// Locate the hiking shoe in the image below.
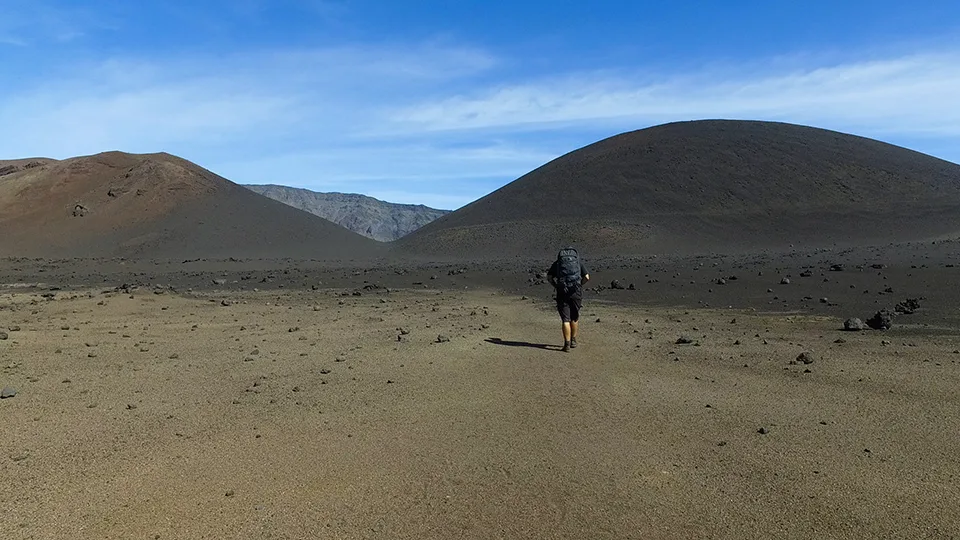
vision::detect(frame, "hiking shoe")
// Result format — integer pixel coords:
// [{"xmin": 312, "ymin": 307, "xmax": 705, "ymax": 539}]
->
[
  {"xmin": 570, "ymin": 338, "xmax": 578, "ymax": 349},
  {"xmin": 562, "ymin": 341, "xmax": 570, "ymax": 352}
]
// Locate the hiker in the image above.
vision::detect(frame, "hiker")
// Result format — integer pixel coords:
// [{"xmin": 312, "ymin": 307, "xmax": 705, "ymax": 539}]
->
[{"xmin": 547, "ymin": 247, "xmax": 590, "ymax": 352}]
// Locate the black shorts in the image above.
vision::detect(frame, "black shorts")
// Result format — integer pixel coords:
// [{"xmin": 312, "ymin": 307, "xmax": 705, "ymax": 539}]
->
[{"xmin": 556, "ymin": 294, "xmax": 582, "ymax": 323}]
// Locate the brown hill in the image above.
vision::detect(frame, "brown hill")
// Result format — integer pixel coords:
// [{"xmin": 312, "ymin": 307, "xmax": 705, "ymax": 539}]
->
[
  {"xmin": 398, "ymin": 120, "xmax": 960, "ymax": 258},
  {"xmin": 0, "ymin": 152, "xmax": 381, "ymax": 259}
]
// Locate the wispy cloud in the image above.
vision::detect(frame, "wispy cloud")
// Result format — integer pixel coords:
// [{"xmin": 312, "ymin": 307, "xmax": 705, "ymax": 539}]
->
[
  {"xmin": 3, "ymin": 34, "xmax": 960, "ymax": 209},
  {"xmin": 0, "ymin": 0, "xmax": 113, "ymax": 46},
  {"xmin": 0, "ymin": 43, "xmax": 497, "ymax": 158},
  {"xmin": 390, "ymin": 53, "xmax": 960, "ymax": 138}
]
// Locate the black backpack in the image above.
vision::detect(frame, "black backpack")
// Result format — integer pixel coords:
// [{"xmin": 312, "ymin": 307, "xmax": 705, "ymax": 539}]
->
[{"xmin": 556, "ymin": 247, "xmax": 581, "ymax": 293}]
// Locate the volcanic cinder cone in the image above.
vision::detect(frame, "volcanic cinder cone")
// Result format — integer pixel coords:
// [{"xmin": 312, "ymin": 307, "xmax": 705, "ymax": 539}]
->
[
  {"xmin": 0, "ymin": 152, "xmax": 382, "ymax": 259},
  {"xmin": 399, "ymin": 120, "xmax": 960, "ymax": 259}
]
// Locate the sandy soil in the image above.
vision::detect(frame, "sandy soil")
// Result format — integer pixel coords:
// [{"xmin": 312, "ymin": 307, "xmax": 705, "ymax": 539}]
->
[{"xmin": 2, "ymin": 283, "xmax": 959, "ymax": 539}]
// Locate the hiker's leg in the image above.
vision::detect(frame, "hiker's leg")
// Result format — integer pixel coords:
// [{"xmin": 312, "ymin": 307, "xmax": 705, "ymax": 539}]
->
[
  {"xmin": 569, "ymin": 297, "xmax": 581, "ymax": 341},
  {"xmin": 562, "ymin": 321, "xmax": 572, "ymax": 342}
]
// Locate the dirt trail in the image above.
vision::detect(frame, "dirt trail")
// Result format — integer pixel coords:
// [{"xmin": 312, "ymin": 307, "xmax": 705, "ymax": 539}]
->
[{"xmin": 1, "ymin": 287, "xmax": 959, "ymax": 539}]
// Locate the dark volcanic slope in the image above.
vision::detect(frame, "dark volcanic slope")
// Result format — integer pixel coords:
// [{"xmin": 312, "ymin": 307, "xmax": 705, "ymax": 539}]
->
[
  {"xmin": 0, "ymin": 152, "xmax": 381, "ymax": 259},
  {"xmin": 245, "ymin": 185, "xmax": 449, "ymax": 242},
  {"xmin": 399, "ymin": 120, "xmax": 960, "ymax": 258}
]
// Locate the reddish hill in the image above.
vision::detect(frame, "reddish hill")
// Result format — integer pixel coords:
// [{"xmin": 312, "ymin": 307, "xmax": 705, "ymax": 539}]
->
[
  {"xmin": 398, "ymin": 120, "xmax": 960, "ymax": 258},
  {"xmin": 0, "ymin": 152, "xmax": 381, "ymax": 259}
]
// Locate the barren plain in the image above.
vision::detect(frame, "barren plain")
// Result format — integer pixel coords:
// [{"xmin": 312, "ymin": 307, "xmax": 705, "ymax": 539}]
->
[{"xmin": 2, "ymin": 249, "xmax": 960, "ymax": 539}]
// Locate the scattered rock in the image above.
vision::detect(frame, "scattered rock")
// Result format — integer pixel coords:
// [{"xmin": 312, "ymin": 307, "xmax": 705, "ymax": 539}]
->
[
  {"xmin": 794, "ymin": 352, "xmax": 816, "ymax": 365},
  {"xmin": 843, "ymin": 318, "xmax": 866, "ymax": 331},
  {"xmin": 894, "ymin": 298, "xmax": 921, "ymax": 315},
  {"xmin": 220, "ymin": 300, "xmax": 232, "ymax": 307},
  {"xmin": 867, "ymin": 309, "xmax": 894, "ymax": 330},
  {"xmin": 213, "ymin": 278, "xmax": 227, "ymax": 286},
  {"xmin": 610, "ymin": 280, "xmax": 625, "ymax": 290},
  {"xmin": 436, "ymin": 335, "xmax": 450, "ymax": 343},
  {"xmin": 830, "ymin": 264, "xmax": 845, "ymax": 272},
  {"xmin": 675, "ymin": 335, "xmax": 694, "ymax": 345},
  {"xmin": 0, "ymin": 331, "xmax": 7, "ymax": 340},
  {"xmin": 0, "ymin": 387, "xmax": 17, "ymax": 399},
  {"xmin": 780, "ymin": 278, "xmax": 790, "ymax": 285},
  {"xmin": 757, "ymin": 427, "xmax": 769, "ymax": 435}
]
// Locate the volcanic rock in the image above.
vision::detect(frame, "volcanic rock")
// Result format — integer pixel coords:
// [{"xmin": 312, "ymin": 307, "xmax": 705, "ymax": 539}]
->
[
  {"xmin": 844, "ymin": 318, "xmax": 866, "ymax": 331},
  {"xmin": 894, "ymin": 298, "xmax": 922, "ymax": 315},
  {"xmin": 867, "ymin": 309, "xmax": 894, "ymax": 330}
]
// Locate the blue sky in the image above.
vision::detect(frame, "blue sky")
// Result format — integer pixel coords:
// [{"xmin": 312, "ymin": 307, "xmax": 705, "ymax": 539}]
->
[{"xmin": 2, "ymin": 1, "xmax": 960, "ymax": 209}]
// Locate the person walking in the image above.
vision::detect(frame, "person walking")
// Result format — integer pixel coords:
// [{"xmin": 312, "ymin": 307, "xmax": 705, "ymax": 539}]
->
[{"xmin": 547, "ymin": 247, "xmax": 590, "ymax": 352}]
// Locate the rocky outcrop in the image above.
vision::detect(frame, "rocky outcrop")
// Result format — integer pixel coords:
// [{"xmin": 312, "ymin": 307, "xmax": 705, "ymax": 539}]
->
[{"xmin": 245, "ymin": 185, "xmax": 449, "ymax": 242}]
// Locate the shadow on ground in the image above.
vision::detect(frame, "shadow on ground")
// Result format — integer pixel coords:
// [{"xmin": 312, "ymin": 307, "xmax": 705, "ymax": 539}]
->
[{"xmin": 485, "ymin": 337, "xmax": 561, "ymax": 351}]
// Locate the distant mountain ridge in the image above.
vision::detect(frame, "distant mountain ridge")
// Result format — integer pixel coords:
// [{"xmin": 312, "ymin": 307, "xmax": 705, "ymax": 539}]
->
[{"xmin": 245, "ymin": 185, "xmax": 450, "ymax": 241}]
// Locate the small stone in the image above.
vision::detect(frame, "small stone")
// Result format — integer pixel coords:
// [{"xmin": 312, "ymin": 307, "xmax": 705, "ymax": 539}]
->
[
  {"xmin": 0, "ymin": 387, "xmax": 17, "ymax": 399},
  {"xmin": 675, "ymin": 336, "xmax": 694, "ymax": 345},
  {"xmin": 780, "ymin": 278, "xmax": 790, "ymax": 285},
  {"xmin": 436, "ymin": 335, "xmax": 450, "ymax": 343},
  {"xmin": 757, "ymin": 427, "xmax": 769, "ymax": 435},
  {"xmin": 213, "ymin": 279, "xmax": 227, "ymax": 286},
  {"xmin": 221, "ymin": 300, "xmax": 232, "ymax": 307},
  {"xmin": 0, "ymin": 332, "xmax": 7, "ymax": 340},
  {"xmin": 867, "ymin": 309, "xmax": 894, "ymax": 330},
  {"xmin": 844, "ymin": 318, "xmax": 866, "ymax": 331},
  {"xmin": 796, "ymin": 352, "xmax": 816, "ymax": 365}
]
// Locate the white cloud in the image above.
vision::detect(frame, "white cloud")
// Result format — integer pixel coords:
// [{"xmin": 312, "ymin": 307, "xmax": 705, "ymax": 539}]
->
[
  {"xmin": 0, "ymin": 0, "xmax": 113, "ymax": 46},
  {"xmin": 3, "ymin": 36, "xmax": 960, "ymax": 210},
  {"xmin": 390, "ymin": 53, "xmax": 960, "ymax": 138},
  {"xmin": 0, "ymin": 43, "xmax": 497, "ymax": 159}
]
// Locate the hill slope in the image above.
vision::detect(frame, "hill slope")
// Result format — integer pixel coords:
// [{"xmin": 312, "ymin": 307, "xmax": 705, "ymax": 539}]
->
[
  {"xmin": 0, "ymin": 152, "xmax": 381, "ymax": 259},
  {"xmin": 245, "ymin": 185, "xmax": 449, "ymax": 241},
  {"xmin": 399, "ymin": 120, "xmax": 960, "ymax": 258}
]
